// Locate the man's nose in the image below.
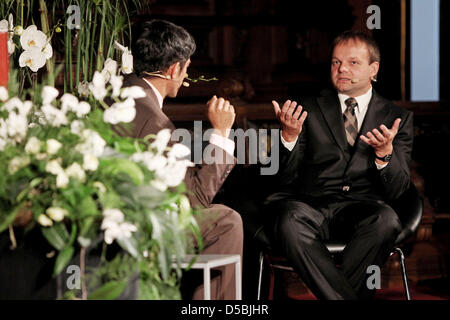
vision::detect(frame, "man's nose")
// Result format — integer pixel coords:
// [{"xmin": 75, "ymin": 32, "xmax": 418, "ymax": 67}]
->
[{"xmin": 338, "ymin": 62, "xmax": 349, "ymax": 73}]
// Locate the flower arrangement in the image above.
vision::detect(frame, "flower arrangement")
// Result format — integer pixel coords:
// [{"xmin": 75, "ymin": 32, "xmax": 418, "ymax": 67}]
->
[{"xmin": 0, "ymin": 2, "xmax": 202, "ymax": 300}]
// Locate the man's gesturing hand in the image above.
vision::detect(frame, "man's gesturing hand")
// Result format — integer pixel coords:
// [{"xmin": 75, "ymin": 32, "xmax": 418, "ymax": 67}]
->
[
  {"xmin": 207, "ymin": 95, "xmax": 236, "ymax": 138},
  {"xmin": 360, "ymin": 118, "xmax": 401, "ymax": 161},
  {"xmin": 272, "ymin": 100, "xmax": 308, "ymax": 142}
]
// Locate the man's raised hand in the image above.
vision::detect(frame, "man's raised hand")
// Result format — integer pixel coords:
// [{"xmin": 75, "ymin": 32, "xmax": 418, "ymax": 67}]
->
[
  {"xmin": 207, "ymin": 95, "xmax": 236, "ymax": 138},
  {"xmin": 272, "ymin": 100, "xmax": 307, "ymax": 142}
]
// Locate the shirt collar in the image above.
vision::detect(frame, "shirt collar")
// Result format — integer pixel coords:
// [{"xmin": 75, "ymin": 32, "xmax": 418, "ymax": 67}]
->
[
  {"xmin": 338, "ymin": 86, "xmax": 373, "ymax": 114},
  {"xmin": 142, "ymin": 78, "xmax": 164, "ymax": 109}
]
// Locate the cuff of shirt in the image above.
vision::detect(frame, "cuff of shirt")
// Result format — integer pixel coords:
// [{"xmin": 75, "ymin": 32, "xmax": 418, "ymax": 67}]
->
[
  {"xmin": 280, "ymin": 132, "xmax": 298, "ymax": 151},
  {"xmin": 209, "ymin": 133, "xmax": 235, "ymax": 156},
  {"xmin": 375, "ymin": 161, "xmax": 388, "ymax": 170}
]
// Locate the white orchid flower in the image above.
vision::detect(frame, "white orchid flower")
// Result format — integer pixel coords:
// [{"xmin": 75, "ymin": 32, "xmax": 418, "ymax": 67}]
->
[
  {"xmin": 0, "ymin": 86, "xmax": 8, "ymax": 101},
  {"xmin": 41, "ymin": 104, "xmax": 68, "ymax": 127},
  {"xmin": 120, "ymin": 86, "xmax": 146, "ymax": 100},
  {"xmin": 102, "ymin": 58, "xmax": 118, "ymax": 82},
  {"xmin": 6, "ymin": 112, "xmax": 28, "ymax": 140},
  {"xmin": 66, "ymin": 162, "xmax": 86, "ymax": 182},
  {"xmin": 76, "ymin": 129, "xmax": 106, "ymax": 157},
  {"xmin": 20, "ymin": 25, "xmax": 47, "ymax": 50},
  {"xmin": 103, "ymin": 97, "xmax": 136, "ymax": 124},
  {"xmin": 18, "ymin": 47, "xmax": 47, "ymax": 72},
  {"xmin": 60, "ymin": 93, "xmax": 79, "ymax": 113},
  {"xmin": 70, "ymin": 120, "xmax": 85, "ymax": 136},
  {"xmin": 0, "ymin": 20, "xmax": 8, "ymax": 32},
  {"xmin": 151, "ymin": 128, "xmax": 172, "ymax": 154},
  {"xmin": 88, "ymin": 71, "xmax": 107, "ymax": 101},
  {"xmin": 75, "ymin": 101, "xmax": 91, "ymax": 118},
  {"xmin": 121, "ymin": 51, "xmax": 133, "ymax": 74},
  {"xmin": 168, "ymin": 143, "xmax": 191, "ymax": 159},
  {"xmin": 42, "ymin": 86, "xmax": 59, "ymax": 105},
  {"xmin": 83, "ymin": 153, "xmax": 99, "ymax": 171},
  {"xmin": 2, "ymin": 97, "xmax": 32, "ymax": 116},
  {"xmin": 131, "ymin": 152, "xmax": 167, "ymax": 172},
  {"xmin": 8, "ymin": 156, "xmax": 30, "ymax": 174},
  {"xmin": 109, "ymin": 74, "xmax": 123, "ymax": 98},
  {"xmin": 37, "ymin": 214, "xmax": 53, "ymax": 227},
  {"xmin": 155, "ymin": 159, "xmax": 194, "ymax": 188},
  {"xmin": 46, "ymin": 139, "xmax": 62, "ymax": 155},
  {"xmin": 56, "ymin": 171, "xmax": 69, "ymax": 188},
  {"xmin": 25, "ymin": 137, "xmax": 42, "ymax": 154},
  {"xmin": 45, "ymin": 159, "xmax": 64, "ymax": 175},
  {"xmin": 101, "ymin": 208, "xmax": 137, "ymax": 245},
  {"xmin": 46, "ymin": 207, "xmax": 68, "ymax": 222}
]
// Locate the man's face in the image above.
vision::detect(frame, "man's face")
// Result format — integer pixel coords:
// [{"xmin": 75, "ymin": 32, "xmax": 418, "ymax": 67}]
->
[
  {"xmin": 168, "ymin": 59, "xmax": 191, "ymax": 98},
  {"xmin": 331, "ymin": 40, "xmax": 379, "ymax": 97}
]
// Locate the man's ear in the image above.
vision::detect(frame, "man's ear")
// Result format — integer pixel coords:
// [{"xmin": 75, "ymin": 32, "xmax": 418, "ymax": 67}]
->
[
  {"xmin": 167, "ymin": 62, "xmax": 181, "ymax": 80},
  {"xmin": 369, "ymin": 61, "xmax": 380, "ymax": 79}
]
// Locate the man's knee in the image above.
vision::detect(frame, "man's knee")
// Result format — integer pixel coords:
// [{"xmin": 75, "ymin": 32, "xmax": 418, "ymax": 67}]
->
[
  {"xmin": 371, "ymin": 205, "xmax": 402, "ymax": 241},
  {"xmin": 275, "ymin": 201, "xmax": 324, "ymax": 242}
]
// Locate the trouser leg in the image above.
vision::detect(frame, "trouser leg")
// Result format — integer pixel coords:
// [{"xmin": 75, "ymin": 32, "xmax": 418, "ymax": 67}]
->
[
  {"xmin": 271, "ymin": 200, "xmax": 357, "ymax": 300},
  {"xmin": 333, "ymin": 201, "xmax": 401, "ymax": 299},
  {"xmin": 183, "ymin": 204, "xmax": 243, "ymax": 300}
]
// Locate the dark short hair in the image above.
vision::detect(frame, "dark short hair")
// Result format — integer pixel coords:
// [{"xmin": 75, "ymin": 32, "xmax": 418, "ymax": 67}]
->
[
  {"xmin": 132, "ymin": 19, "xmax": 196, "ymax": 77},
  {"xmin": 331, "ymin": 30, "xmax": 380, "ymax": 64}
]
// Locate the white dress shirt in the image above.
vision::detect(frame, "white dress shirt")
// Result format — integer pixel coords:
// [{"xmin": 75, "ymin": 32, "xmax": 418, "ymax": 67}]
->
[
  {"xmin": 281, "ymin": 87, "xmax": 387, "ymax": 169},
  {"xmin": 142, "ymin": 78, "xmax": 235, "ymax": 156}
]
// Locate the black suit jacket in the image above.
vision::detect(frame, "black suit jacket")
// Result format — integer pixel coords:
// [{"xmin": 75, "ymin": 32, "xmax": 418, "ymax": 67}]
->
[{"xmin": 271, "ymin": 89, "xmax": 413, "ymax": 204}]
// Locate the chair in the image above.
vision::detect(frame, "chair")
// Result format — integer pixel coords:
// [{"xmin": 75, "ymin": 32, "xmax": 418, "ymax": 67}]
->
[{"xmin": 253, "ymin": 183, "xmax": 423, "ymax": 300}]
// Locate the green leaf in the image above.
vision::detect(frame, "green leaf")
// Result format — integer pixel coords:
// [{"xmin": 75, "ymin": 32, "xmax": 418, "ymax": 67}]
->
[
  {"xmin": 102, "ymin": 159, "xmax": 144, "ymax": 185},
  {"xmin": 41, "ymin": 223, "xmax": 70, "ymax": 250},
  {"xmin": 0, "ymin": 206, "xmax": 21, "ymax": 233},
  {"xmin": 78, "ymin": 196, "xmax": 98, "ymax": 217},
  {"xmin": 88, "ymin": 281, "xmax": 127, "ymax": 300},
  {"xmin": 117, "ymin": 236, "xmax": 139, "ymax": 258},
  {"xmin": 53, "ymin": 245, "xmax": 75, "ymax": 276}
]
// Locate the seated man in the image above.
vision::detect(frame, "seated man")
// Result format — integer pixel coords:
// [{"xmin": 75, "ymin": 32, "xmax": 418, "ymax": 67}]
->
[
  {"xmin": 121, "ymin": 19, "xmax": 243, "ymax": 299},
  {"xmin": 266, "ymin": 30, "xmax": 413, "ymax": 299}
]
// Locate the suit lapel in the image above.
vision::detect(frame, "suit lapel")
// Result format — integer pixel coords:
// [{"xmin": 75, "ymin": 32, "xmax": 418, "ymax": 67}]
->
[
  {"xmin": 317, "ymin": 93, "xmax": 350, "ymax": 161},
  {"xmin": 354, "ymin": 90, "xmax": 390, "ymax": 151},
  {"xmin": 347, "ymin": 90, "xmax": 391, "ymax": 168}
]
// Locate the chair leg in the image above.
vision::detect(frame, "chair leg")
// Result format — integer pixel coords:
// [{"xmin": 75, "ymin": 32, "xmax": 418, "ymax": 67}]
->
[
  {"xmin": 393, "ymin": 247, "xmax": 411, "ymax": 300},
  {"xmin": 257, "ymin": 251, "xmax": 264, "ymax": 300}
]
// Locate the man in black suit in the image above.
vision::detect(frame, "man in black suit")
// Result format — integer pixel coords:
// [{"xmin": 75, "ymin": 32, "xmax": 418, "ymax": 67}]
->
[{"xmin": 267, "ymin": 31, "xmax": 413, "ymax": 299}]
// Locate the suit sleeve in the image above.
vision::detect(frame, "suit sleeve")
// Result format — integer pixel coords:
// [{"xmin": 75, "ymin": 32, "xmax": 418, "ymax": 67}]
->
[
  {"xmin": 184, "ymin": 145, "xmax": 237, "ymax": 209},
  {"xmin": 276, "ymin": 129, "xmax": 307, "ymax": 187},
  {"xmin": 379, "ymin": 110, "xmax": 413, "ymax": 201}
]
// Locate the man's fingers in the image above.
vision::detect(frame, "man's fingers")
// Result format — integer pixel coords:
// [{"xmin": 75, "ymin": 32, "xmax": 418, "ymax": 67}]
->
[
  {"xmin": 283, "ymin": 101, "xmax": 296, "ymax": 121},
  {"xmin": 217, "ymin": 97, "xmax": 226, "ymax": 110},
  {"xmin": 207, "ymin": 95, "xmax": 217, "ymax": 106},
  {"xmin": 280, "ymin": 100, "xmax": 291, "ymax": 121},
  {"xmin": 360, "ymin": 135, "xmax": 373, "ymax": 146},
  {"xmin": 292, "ymin": 104, "xmax": 303, "ymax": 120},
  {"xmin": 391, "ymin": 118, "xmax": 401, "ymax": 133},
  {"xmin": 372, "ymin": 129, "xmax": 385, "ymax": 142},
  {"xmin": 298, "ymin": 110, "xmax": 308, "ymax": 126},
  {"xmin": 272, "ymin": 100, "xmax": 281, "ymax": 117},
  {"xmin": 366, "ymin": 132, "xmax": 381, "ymax": 145},
  {"xmin": 223, "ymin": 100, "xmax": 230, "ymax": 112}
]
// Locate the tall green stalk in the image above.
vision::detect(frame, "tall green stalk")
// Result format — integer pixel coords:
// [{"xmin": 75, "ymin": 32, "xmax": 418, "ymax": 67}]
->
[{"xmin": 39, "ymin": 0, "xmax": 54, "ymax": 86}]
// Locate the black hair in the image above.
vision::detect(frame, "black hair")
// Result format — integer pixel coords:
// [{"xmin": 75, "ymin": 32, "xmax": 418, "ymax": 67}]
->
[{"xmin": 132, "ymin": 19, "xmax": 196, "ymax": 77}]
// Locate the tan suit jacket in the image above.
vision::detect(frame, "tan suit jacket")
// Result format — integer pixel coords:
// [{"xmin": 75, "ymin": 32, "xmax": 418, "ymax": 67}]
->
[{"xmin": 121, "ymin": 74, "xmax": 236, "ymax": 209}]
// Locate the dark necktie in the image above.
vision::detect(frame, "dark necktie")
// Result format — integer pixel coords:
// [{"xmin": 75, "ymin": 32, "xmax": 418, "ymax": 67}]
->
[{"xmin": 343, "ymin": 97, "xmax": 358, "ymax": 147}]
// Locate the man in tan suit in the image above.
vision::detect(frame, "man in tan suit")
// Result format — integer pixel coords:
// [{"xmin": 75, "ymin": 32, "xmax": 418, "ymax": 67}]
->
[{"xmin": 120, "ymin": 19, "xmax": 243, "ymax": 300}]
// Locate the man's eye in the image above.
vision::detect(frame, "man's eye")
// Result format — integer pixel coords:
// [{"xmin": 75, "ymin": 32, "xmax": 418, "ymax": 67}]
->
[
  {"xmin": 332, "ymin": 61, "xmax": 340, "ymax": 65},
  {"xmin": 352, "ymin": 61, "xmax": 358, "ymax": 65}
]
